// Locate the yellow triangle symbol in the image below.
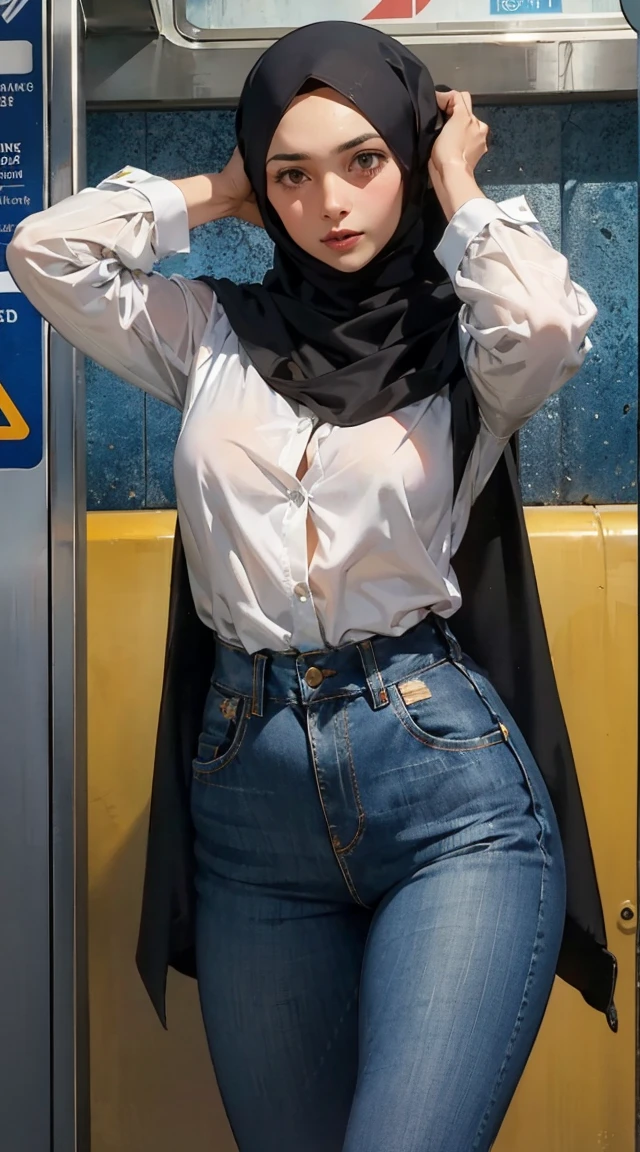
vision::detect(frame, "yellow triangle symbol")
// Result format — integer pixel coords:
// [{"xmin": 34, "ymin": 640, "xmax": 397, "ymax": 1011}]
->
[{"xmin": 0, "ymin": 379, "xmax": 30, "ymax": 441}]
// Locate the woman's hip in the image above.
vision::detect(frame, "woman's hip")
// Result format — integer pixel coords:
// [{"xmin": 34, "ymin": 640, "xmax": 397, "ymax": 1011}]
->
[{"xmin": 189, "ymin": 614, "xmax": 564, "ymax": 906}]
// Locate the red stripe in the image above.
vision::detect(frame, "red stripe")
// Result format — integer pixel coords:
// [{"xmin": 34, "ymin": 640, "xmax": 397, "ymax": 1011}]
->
[
  {"xmin": 363, "ymin": 0, "xmax": 412, "ymax": 18},
  {"xmin": 363, "ymin": 0, "xmax": 433, "ymax": 18}
]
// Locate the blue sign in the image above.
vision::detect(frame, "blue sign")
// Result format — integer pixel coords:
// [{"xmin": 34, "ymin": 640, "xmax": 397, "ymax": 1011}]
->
[
  {"xmin": 491, "ymin": 0, "xmax": 563, "ymax": 13},
  {"xmin": 0, "ymin": 0, "xmax": 44, "ymax": 469}
]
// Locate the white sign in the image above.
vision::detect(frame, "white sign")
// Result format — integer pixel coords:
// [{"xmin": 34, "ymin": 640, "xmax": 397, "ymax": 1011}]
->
[
  {"xmin": 0, "ymin": 39, "xmax": 32, "ymax": 72},
  {"xmin": 185, "ymin": 0, "xmax": 621, "ymax": 30},
  {"xmin": 0, "ymin": 272, "xmax": 20, "ymax": 292}
]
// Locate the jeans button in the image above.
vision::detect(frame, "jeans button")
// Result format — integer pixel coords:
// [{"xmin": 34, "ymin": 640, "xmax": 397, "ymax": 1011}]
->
[{"xmin": 304, "ymin": 667, "xmax": 323, "ymax": 688}]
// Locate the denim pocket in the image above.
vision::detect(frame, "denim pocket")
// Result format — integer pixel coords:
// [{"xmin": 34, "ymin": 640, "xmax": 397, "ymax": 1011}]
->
[
  {"xmin": 193, "ymin": 681, "xmax": 250, "ymax": 779},
  {"xmin": 388, "ymin": 659, "xmax": 506, "ymax": 752}
]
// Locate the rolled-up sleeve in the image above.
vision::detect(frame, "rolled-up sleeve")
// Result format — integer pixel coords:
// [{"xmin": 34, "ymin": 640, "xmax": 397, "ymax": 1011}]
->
[
  {"xmin": 6, "ymin": 166, "xmax": 213, "ymax": 410},
  {"xmin": 435, "ymin": 196, "xmax": 597, "ymax": 440}
]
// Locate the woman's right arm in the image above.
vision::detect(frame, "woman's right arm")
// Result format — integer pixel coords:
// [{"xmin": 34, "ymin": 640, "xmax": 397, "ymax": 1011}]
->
[{"xmin": 6, "ymin": 156, "xmax": 258, "ymax": 409}]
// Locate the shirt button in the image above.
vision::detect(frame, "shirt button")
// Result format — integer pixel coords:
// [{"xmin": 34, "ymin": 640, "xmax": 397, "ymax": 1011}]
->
[
  {"xmin": 305, "ymin": 667, "xmax": 324, "ymax": 688},
  {"xmin": 287, "ymin": 489, "xmax": 305, "ymax": 507},
  {"xmin": 293, "ymin": 583, "xmax": 309, "ymax": 602},
  {"xmin": 298, "ymin": 418, "xmax": 312, "ymax": 433}
]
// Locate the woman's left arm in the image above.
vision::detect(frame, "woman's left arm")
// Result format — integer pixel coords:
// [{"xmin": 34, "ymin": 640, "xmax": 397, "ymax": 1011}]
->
[
  {"xmin": 429, "ymin": 90, "xmax": 596, "ymax": 440},
  {"xmin": 436, "ymin": 199, "xmax": 596, "ymax": 439}
]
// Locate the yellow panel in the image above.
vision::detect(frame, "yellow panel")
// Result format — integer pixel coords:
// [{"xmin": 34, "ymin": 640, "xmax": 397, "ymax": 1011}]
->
[
  {"xmin": 495, "ymin": 506, "xmax": 638, "ymax": 1152},
  {"xmin": 87, "ymin": 510, "xmax": 236, "ymax": 1152},
  {"xmin": 87, "ymin": 507, "xmax": 637, "ymax": 1152}
]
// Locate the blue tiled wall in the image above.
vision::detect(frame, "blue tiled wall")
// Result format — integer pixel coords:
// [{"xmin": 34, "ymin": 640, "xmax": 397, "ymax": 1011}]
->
[{"xmin": 86, "ymin": 102, "xmax": 638, "ymax": 510}]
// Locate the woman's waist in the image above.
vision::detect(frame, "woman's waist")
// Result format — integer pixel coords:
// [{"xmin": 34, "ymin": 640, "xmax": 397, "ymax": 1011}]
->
[
  {"xmin": 179, "ymin": 508, "xmax": 463, "ymax": 653},
  {"xmin": 193, "ymin": 573, "xmax": 462, "ymax": 656},
  {"xmin": 211, "ymin": 613, "xmax": 462, "ymax": 709}
]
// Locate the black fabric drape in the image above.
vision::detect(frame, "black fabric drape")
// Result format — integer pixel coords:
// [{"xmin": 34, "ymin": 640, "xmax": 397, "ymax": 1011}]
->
[{"xmin": 452, "ymin": 448, "xmax": 618, "ymax": 1020}]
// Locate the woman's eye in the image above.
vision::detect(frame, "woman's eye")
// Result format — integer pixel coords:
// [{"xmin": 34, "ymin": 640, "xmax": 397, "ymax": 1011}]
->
[
  {"xmin": 353, "ymin": 152, "xmax": 386, "ymax": 176},
  {"xmin": 277, "ymin": 168, "xmax": 307, "ymax": 187},
  {"xmin": 273, "ymin": 153, "xmax": 387, "ymax": 186}
]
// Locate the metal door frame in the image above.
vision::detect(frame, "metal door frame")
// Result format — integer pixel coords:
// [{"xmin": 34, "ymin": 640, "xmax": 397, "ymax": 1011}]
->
[
  {"xmin": 0, "ymin": 0, "xmax": 88, "ymax": 1148},
  {"xmin": 49, "ymin": 3, "xmax": 89, "ymax": 1148},
  {"xmin": 619, "ymin": 8, "xmax": 640, "ymax": 1151}
]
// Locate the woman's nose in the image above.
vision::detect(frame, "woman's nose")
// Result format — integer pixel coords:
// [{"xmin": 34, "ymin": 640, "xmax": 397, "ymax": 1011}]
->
[{"xmin": 321, "ymin": 174, "xmax": 351, "ymax": 221}]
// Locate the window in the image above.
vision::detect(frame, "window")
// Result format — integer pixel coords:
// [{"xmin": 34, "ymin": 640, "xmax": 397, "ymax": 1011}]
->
[{"xmin": 179, "ymin": 0, "xmax": 623, "ymax": 37}]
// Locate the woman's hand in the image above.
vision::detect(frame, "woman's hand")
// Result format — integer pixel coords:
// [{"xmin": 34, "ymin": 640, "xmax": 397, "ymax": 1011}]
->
[
  {"xmin": 428, "ymin": 90, "xmax": 489, "ymax": 223},
  {"xmin": 430, "ymin": 90, "xmax": 489, "ymax": 176},
  {"xmin": 218, "ymin": 148, "xmax": 263, "ymax": 228}
]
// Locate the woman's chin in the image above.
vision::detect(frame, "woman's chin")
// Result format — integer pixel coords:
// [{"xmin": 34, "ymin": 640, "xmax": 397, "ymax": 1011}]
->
[{"xmin": 316, "ymin": 239, "xmax": 378, "ymax": 272}]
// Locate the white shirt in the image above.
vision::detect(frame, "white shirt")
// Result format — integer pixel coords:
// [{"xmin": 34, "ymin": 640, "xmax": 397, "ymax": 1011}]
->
[{"xmin": 7, "ymin": 168, "xmax": 596, "ymax": 653}]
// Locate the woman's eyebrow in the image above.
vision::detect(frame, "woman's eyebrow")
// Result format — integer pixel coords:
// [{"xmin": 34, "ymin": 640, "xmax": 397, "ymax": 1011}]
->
[
  {"xmin": 334, "ymin": 132, "xmax": 382, "ymax": 154},
  {"xmin": 266, "ymin": 133, "xmax": 383, "ymax": 165},
  {"xmin": 267, "ymin": 150, "xmax": 310, "ymax": 163}
]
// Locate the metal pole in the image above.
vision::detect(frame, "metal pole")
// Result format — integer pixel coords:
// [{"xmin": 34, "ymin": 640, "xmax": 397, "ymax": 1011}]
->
[{"xmin": 49, "ymin": 0, "xmax": 89, "ymax": 1149}]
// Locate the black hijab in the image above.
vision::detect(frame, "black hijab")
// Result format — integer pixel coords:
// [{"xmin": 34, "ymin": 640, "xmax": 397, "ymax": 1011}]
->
[
  {"xmin": 137, "ymin": 22, "xmax": 618, "ymax": 1034},
  {"xmin": 200, "ymin": 20, "xmax": 474, "ymax": 436}
]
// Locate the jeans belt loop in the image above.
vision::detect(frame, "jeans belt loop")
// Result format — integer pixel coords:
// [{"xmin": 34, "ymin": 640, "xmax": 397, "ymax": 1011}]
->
[
  {"xmin": 356, "ymin": 639, "xmax": 390, "ymax": 710},
  {"xmin": 434, "ymin": 615, "xmax": 463, "ymax": 663},
  {"xmin": 251, "ymin": 652, "xmax": 268, "ymax": 717}
]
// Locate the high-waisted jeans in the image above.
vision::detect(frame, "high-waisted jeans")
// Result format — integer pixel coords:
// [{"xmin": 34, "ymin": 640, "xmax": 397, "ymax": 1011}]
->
[{"xmin": 190, "ymin": 615, "xmax": 566, "ymax": 1152}]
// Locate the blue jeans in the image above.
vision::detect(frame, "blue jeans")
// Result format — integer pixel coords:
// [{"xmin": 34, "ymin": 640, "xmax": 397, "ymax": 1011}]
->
[{"xmin": 190, "ymin": 615, "xmax": 566, "ymax": 1152}]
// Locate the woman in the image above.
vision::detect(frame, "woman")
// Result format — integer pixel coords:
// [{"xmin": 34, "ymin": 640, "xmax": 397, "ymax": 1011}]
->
[{"xmin": 8, "ymin": 21, "xmax": 616, "ymax": 1152}]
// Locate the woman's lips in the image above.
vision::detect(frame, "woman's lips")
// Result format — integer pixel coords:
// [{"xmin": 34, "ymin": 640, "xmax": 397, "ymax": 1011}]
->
[{"xmin": 321, "ymin": 232, "xmax": 364, "ymax": 252}]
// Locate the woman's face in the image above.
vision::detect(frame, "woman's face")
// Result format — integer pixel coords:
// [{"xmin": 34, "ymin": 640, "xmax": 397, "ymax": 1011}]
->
[{"xmin": 266, "ymin": 87, "xmax": 404, "ymax": 272}]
